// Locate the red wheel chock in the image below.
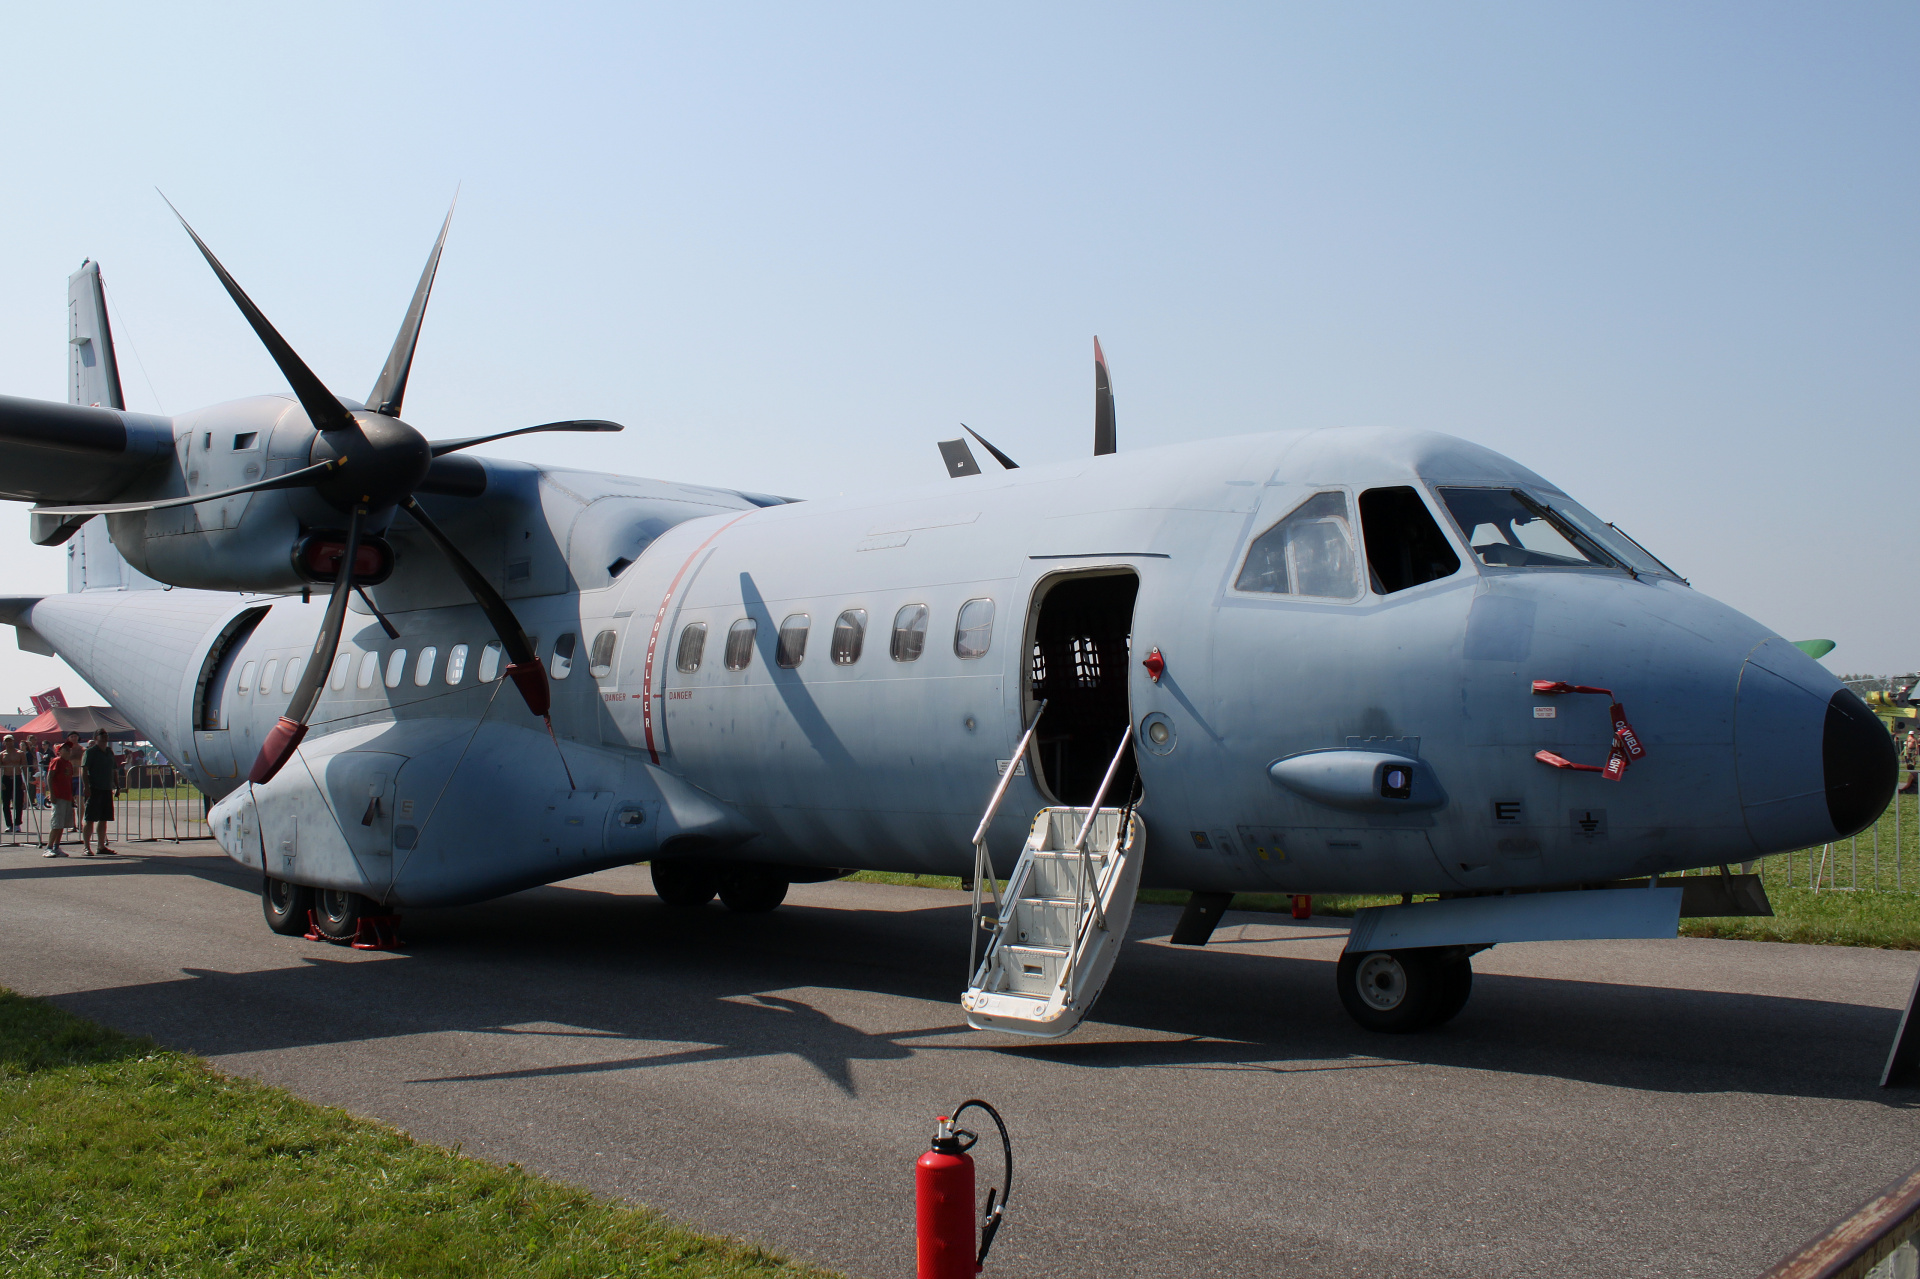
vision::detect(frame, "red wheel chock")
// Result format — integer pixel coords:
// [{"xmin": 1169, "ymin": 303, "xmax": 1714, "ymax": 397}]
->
[
  {"xmin": 302, "ymin": 909, "xmax": 404, "ymax": 950},
  {"xmin": 350, "ymin": 916, "xmax": 403, "ymax": 950}
]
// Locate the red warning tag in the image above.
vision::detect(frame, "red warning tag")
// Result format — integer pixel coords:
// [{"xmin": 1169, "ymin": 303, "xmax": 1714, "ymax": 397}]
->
[
  {"xmin": 1535, "ymin": 749, "xmax": 1604, "ymax": 774},
  {"xmin": 1610, "ymin": 703, "xmax": 1645, "ymax": 760},
  {"xmin": 1602, "ymin": 744, "xmax": 1629, "ymax": 781}
]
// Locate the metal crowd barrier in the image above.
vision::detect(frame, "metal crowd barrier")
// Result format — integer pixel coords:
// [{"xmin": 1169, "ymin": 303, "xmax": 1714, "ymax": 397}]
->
[{"xmin": 0, "ymin": 762, "xmax": 210, "ymax": 851}]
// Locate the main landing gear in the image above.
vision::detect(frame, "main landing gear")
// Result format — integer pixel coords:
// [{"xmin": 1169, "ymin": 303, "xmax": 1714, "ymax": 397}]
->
[
  {"xmin": 262, "ymin": 875, "xmax": 311, "ymax": 935},
  {"xmin": 649, "ymin": 860, "xmax": 790, "ymax": 913},
  {"xmin": 1336, "ymin": 946, "xmax": 1477, "ymax": 1033}
]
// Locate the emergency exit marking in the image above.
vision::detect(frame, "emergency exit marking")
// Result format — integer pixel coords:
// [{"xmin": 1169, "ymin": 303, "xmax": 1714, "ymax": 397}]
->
[{"xmin": 1533, "ymin": 706, "xmax": 1556, "ymax": 718}]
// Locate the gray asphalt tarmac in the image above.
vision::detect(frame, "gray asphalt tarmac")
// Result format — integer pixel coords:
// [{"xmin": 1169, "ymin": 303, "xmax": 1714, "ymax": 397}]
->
[{"xmin": 2, "ymin": 838, "xmax": 1916, "ymax": 1278}]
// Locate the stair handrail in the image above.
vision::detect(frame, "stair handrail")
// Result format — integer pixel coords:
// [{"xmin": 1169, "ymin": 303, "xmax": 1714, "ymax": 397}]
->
[
  {"xmin": 1061, "ymin": 725, "xmax": 1136, "ymax": 989},
  {"xmin": 968, "ymin": 700, "xmax": 1048, "ymax": 985}
]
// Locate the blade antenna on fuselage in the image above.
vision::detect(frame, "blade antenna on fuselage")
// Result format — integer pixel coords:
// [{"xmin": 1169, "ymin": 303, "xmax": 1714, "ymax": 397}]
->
[{"xmin": 962, "ymin": 424, "xmax": 1019, "ymax": 470}]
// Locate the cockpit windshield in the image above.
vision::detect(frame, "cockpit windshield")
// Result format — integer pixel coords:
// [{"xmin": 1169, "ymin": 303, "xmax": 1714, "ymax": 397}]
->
[{"xmin": 1435, "ymin": 487, "xmax": 1683, "ymax": 581}]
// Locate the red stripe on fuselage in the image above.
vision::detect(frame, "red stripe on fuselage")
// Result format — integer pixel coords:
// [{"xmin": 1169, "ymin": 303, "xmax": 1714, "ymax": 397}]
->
[{"xmin": 640, "ymin": 513, "xmax": 753, "ymax": 764}]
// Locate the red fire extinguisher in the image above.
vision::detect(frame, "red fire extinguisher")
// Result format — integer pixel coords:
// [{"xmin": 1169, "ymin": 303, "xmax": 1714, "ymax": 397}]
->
[{"xmin": 916, "ymin": 1098, "xmax": 1012, "ymax": 1278}]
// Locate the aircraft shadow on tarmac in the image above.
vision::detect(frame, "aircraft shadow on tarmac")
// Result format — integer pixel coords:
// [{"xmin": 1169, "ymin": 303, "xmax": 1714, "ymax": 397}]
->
[{"xmin": 34, "ymin": 859, "xmax": 1912, "ymax": 1107}]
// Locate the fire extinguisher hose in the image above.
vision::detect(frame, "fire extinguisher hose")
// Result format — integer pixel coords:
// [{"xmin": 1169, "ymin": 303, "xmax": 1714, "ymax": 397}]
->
[{"xmin": 949, "ymin": 1098, "xmax": 1013, "ymax": 1269}]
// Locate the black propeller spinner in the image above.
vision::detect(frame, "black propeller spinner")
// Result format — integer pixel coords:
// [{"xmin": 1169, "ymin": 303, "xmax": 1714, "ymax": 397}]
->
[{"xmin": 39, "ymin": 198, "xmax": 623, "ymax": 785}]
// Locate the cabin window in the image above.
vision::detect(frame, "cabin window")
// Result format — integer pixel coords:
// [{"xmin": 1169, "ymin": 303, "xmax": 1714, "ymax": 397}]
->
[
  {"xmin": 260, "ymin": 659, "xmax": 280, "ymax": 696},
  {"xmin": 281, "ymin": 658, "xmax": 303, "ymax": 694},
  {"xmin": 1360, "ymin": 487, "xmax": 1461, "ymax": 594},
  {"xmin": 831, "ymin": 610, "xmax": 867, "ymax": 665},
  {"xmin": 550, "ymin": 633, "xmax": 577, "ymax": 680},
  {"xmin": 724, "ymin": 619, "xmax": 757, "ymax": 671},
  {"xmin": 1234, "ymin": 491, "xmax": 1362, "ymax": 599},
  {"xmin": 385, "ymin": 650, "xmax": 408, "ymax": 688},
  {"xmin": 891, "ymin": 604, "xmax": 928, "ymax": 662},
  {"xmin": 676, "ymin": 623, "xmax": 707, "ymax": 673},
  {"xmin": 1436, "ymin": 488, "xmax": 1613, "ymax": 570},
  {"xmin": 478, "ymin": 642, "xmax": 503, "ymax": 683},
  {"xmin": 954, "ymin": 598, "xmax": 995, "ymax": 659},
  {"xmin": 415, "ymin": 646, "xmax": 438, "ymax": 686},
  {"xmin": 445, "ymin": 644, "xmax": 468, "ymax": 685},
  {"xmin": 237, "ymin": 661, "xmax": 256, "ymax": 694},
  {"xmin": 358, "ymin": 652, "xmax": 380, "ymax": 689},
  {"xmin": 589, "ymin": 630, "xmax": 617, "ymax": 679},
  {"xmin": 777, "ymin": 615, "xmax": 810, "ymax": 668},
  {"xmin": 329, "ymin": 653, "xmax": 352, "ymax": 690}
]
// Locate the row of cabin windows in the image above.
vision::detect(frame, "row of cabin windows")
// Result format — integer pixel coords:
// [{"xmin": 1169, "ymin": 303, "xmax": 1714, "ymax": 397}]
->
[
  {"xmin": 675, "ymin": 599, "xmax": 994, "ymax": 674},
  {"xmin": 230, "ymin": 597, "xmax": 1000, "ymax": 699},
  {"xmin": 232, "ymin": 631, "xmax": 600, "ymax": 698}
]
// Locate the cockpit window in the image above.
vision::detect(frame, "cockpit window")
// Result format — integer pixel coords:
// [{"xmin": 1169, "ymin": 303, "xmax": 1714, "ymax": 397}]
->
[
  {"xmin": 1433, "ymin": 486, "xmax": 1684, "ymax": 580},
  {"xmin": 1437, "ymin": 488, "xmax": 1617, "ymax": 570},
  {"xmin": 1234, "ymin": 491, "xmax": 1363, "ymax": 599},
  {"xmin": 1543, "ymin": 498, "xmax": 1685, "ymax": 581},
  {"xmin": 1359, "ymin": 487, "xmax": 1461, "ymax": 594}
]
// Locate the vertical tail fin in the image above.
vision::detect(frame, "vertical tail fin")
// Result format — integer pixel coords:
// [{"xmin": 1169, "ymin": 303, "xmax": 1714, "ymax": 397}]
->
[
  {"xmin": 69, "ymin": 261, "xmax": 124, "ymax": 411},
  {"xmin": 63, "ymin": 262, "xmax": 158, "ymax": 593}
]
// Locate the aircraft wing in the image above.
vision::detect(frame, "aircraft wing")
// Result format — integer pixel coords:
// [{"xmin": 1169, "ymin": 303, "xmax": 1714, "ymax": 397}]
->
[{"xmin": 0, "ymin": 395, "xmax": 175, "ymax": 506}]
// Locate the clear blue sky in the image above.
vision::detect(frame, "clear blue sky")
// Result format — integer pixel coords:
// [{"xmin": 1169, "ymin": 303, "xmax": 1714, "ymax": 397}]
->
[{"xmin": 0, "ymin": 3, "xmax": 1913, "ymax": 710}]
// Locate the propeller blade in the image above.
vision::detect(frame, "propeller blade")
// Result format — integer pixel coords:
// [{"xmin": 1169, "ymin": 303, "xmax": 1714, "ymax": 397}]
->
[
  {"xmin": 428, "ymin": 419, "xmax": 623, "ymax": 458},
  {"xmin": 160, "ymin": 193, "xmax": 359, "ymax": 435},
  {"xmin": 1094, "ymin": 336, "xmax": 1116, "ymax": 456},
  {"xmin": 250, "ymin": 506, "xmax": 366, "ymax": 784},
  {"xmin": 401, "ymin": 497, "xmax": 550, "ymax": 717},
  {"xmin": 961, "ymin": 424, "xmax": 1019, "ymax": 470},
  {"xmin": 366, "ymin": 193, "xmax": 457, "ymax": 418},
  {"xmin": 31, "ymin": 457, "xmax": 343, "ymax": 517}
]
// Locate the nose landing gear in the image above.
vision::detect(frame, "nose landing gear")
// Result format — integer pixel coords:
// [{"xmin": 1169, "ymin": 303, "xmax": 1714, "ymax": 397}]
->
[{"xmin": 1336, "ymin": 946, "xmax": 1476, "ymax": 1032}]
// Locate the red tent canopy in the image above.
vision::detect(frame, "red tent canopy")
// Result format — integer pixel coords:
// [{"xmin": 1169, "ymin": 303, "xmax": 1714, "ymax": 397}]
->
[{"xmin": 8, "ymin": 705, "xmax": 138, "ymax": 744}]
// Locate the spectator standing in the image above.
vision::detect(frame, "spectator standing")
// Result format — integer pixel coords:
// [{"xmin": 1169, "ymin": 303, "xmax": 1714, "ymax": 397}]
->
[
  {"xmin": 43, "ymin": 737, "xmax": 76, "ymax": 857},
  {"xmin": 0, "ymin": 734, "xmax": 25, "ymax": 832},
  {"xmin": 82, "ymin": 730, "xmax": 118, "ymax": 856}
]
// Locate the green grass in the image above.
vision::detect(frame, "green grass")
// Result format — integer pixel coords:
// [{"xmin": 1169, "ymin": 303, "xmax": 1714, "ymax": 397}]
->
[
  {"xmin": 853, "ymin": 859, "xmax": 1920, "ymax": 948},
  {"xmin": 1680, "ymin": 886, "xmax": 1920, "ymax": 949},
  {"xmin": 0, "ymin": 988, "xmax": 837, "ymax": 1278}
]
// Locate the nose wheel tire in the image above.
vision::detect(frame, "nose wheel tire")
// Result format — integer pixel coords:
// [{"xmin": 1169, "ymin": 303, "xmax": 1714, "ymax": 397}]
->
[
  {"xmin": 262, "ymin": 876, "xmax": 313, "ymax": 936},
  {"xmin": 311, "ymin": 888, "xmax": 374, "ymax": 942},
  {"xmin": 1337, "ymin": 947, "xmax": 1473, "ymax": 1032},
  {"xmin": 650, "ymin": 859, "xmax": 720, "ymax": 909},
  {"xmin": 718, "ymin": 867, "xmax": 789, "ymax": 914}
]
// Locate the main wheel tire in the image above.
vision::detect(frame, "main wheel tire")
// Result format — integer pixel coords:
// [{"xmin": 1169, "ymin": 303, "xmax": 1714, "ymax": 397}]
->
[
  {"xmin": 262, "ymin": 876, "xmax": 313, "ymax": 936},
  {"xmin": 1336, "ymin": 948, "xmax": 1447, "ymax": 1033},
  {"xmin": 718, "ymin": 867, "xmax": 789, "ymax": 914},
  {"xmin": 1429, "ymin": 951, "xmax": 1475, "ymax": 1027},
  {"xmin": 650, "ymin": 859, "xmax": 720, "ymax": 908},
  {"xmin": 311, "ymin": 888, "xmax": 371, "ymax": 942}
]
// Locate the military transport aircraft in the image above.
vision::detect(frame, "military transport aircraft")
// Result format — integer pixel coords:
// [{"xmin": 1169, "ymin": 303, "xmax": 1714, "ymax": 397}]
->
[{"xmin": 0, "ymin": 203, "xmax": 1896, "ymax": 1035}]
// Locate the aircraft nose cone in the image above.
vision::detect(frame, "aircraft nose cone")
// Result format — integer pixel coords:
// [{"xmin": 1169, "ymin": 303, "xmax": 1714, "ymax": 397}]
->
[
  {"xmin": 1824, "ymin": 685, "xmax": 1898, "ymax": 836},
  {"xmin": 1735, "ymin": 638, "xmax": 1894, "ymax": 850}
]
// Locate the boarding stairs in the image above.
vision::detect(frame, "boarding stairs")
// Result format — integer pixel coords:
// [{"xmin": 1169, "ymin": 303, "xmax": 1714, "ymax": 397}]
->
[{"xmin": 962, "ymin": 711, "xmax": 1145, "ymax": 1038}]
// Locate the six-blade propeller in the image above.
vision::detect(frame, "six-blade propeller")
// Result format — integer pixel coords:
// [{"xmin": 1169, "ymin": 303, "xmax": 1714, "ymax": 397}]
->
[{"xmin": 42, "ymin": 199, "xmax": 624, "ymax": 785}]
